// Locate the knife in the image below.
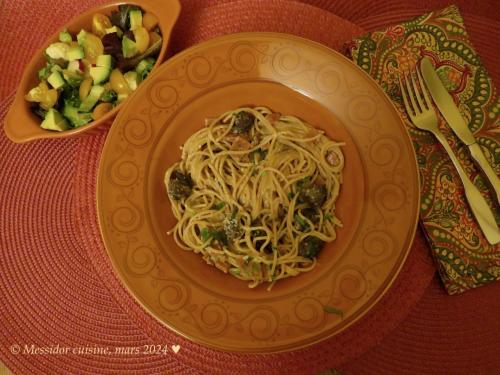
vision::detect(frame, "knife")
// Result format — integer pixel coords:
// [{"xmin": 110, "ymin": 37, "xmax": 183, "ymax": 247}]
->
[{"xmin": 420, "ymin": 57, "xmax": 500, "ymax": 204}]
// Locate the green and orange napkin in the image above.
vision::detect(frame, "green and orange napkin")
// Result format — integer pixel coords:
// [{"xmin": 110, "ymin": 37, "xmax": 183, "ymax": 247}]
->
[{"xmin": 346, "ymin": 5, "xmax": 499, "ymax": 295}]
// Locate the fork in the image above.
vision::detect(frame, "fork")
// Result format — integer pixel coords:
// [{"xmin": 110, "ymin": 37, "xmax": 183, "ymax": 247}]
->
[{"xmin": 399, "ymin": 69, "xmax": 500, "ymax": 245}]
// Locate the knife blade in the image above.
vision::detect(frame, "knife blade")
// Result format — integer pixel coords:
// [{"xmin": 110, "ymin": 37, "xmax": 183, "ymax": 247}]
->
[{"xmin": 420, "ymin": 57, "xmax": 500, "ymax": 203}]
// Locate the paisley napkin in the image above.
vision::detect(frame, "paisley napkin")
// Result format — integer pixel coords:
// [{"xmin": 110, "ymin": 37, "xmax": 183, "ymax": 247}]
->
[{"xmin": 346, "ymin": 5, "xmax": 500, "ymax": 295}]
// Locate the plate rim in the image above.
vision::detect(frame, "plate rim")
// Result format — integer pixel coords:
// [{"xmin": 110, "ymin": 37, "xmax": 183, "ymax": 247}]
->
[{"xmin": 97, "ymin": 31, "xmax": 421, "ymax": 353}]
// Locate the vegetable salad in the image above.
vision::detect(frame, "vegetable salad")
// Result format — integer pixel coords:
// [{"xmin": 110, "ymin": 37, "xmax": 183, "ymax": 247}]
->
[{"xmin": 25, "ymin": 5, "xmax": 162, "ymax": 131}]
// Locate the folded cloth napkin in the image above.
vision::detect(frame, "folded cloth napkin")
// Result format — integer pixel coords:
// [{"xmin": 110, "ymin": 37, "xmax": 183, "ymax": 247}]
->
[{"xmin": 346, "ymin": 5, "xmax": 499, "ymax": 295}]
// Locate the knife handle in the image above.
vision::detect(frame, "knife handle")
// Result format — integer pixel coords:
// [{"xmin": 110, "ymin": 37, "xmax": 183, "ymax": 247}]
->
[
  {"xmin": 469, "ymin": 143, "xmax": 500, "ymax": 204},
  {"xmin": 433, "ymin": 131, "xmax": 500, "ymax": 245}
]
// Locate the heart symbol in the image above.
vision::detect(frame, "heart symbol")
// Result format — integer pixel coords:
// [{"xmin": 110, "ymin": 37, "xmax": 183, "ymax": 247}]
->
[{"xmin": 171, "ymin": 345, "xmax": 180, "ymax": 354}]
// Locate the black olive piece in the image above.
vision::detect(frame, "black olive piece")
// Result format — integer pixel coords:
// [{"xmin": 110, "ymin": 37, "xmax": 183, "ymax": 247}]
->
[
  {"xmin": 168, "ymin": 171, "xmax": 193, "ymax": 201},
  {"xmin": 300, "ymin": 207, "xmax": 319, "ymax": 224},
  {"xmin": 124, "ymin": 30, "xmax": 136, "ymax": 42},
  {"xmin": 232, "ymin": 111, "xmax": 255, "ymax": 134},
  {"xmin": 30, "ymin": 105, "xmax": 47, "ymax": 120},
  {"xmin": 298, "ymin": 184, "xmax": 327, "ymax": 208},
  {"xmin": 102, "ymin": 33, "xmax": 122, "ymax": 56},
  {"xmin": 298, "ymin": 236, "xmax": 324, "ymax": 259},
  {"xmin": 251, "ymin": 228, "xmax": 272, "ymax": 254}
]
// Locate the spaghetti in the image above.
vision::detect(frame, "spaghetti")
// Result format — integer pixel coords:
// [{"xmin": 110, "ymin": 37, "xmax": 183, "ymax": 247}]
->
[{"xmin": 165, "ymin": 107, "xmax": 344, "ymax": 289}]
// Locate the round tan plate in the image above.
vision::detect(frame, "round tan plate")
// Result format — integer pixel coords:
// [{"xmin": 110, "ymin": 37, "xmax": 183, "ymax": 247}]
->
[{"xmin": 97, "ymin": 32, "xmax": 419, "ymax": 353}]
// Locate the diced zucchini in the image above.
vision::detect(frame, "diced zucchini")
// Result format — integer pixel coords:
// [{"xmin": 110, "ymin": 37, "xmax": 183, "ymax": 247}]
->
[
  {"xmin": 79, "ymin": 85, "xmax": 105, "ymax": 112},
  {"xmin": 76, "ymin": 30, "xmax": 88, "ymax": 46},
  {"xmin": 63, "ymin": 70, "xmax": 84, "ymax": 88},
  {"xmin": 116, "ymin": 93, "xmax": 129, "ymax": 104},
  {"xmin": 59, "ymin": 29, "xmax": 72, "ymax": 43},
  {"xmin": 100, "ymin": 89, "xmax": 117, "ymax": 103},
  {"xmin": 63, "ymin": 104, "xmax": 93, "ymax": 128},
  {"xmin": 47, "ymin": 71, "xmax": 65, "ymax": 89},
  {"xmin": 135, "ymin": 57, "xmax": 155, "ymax": 80},
  {"xmin": 124, "ymin": 71, "xmax": 139, "ymax": 91},
  {"xmin": 41, "ymin": 108, "xmax": 69, "ymax": 131},
  {"xmin": 38, "ymin": 64, "xmax": 52, "ymax": 80},
  {"xmin": 122, "ymin": 36, "xmax": 138, "ymax": 58},
  {"xmin": 66, "ymin": 46, "xmax": 84, "ymax": 61},
  {"xmin": 129, "ymin": 9, "xmax": 142, "ymax": 30},
  {"xmin": 105, "ymin": 26, "xmax": 123, "ymax": 37},
  {"xmin": 96, "ymin": 54, "xmax": 112, "ymax": 69},
  {"xmin": 89, "ymin": 54, "xmax": 112, "ymax": 84},
  {"xmin": 89, "ymin": 67, "xmax": 109, "ymax": 85},
  {"xmin": 50, "ymin": 64, "xmax": 63, "ymax": 73}
]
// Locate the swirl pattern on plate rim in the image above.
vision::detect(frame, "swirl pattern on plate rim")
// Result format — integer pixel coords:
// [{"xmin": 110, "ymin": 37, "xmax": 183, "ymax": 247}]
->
[{"xmin": 98, "ymin": 33, "xmax": 419, "ymax": 352}]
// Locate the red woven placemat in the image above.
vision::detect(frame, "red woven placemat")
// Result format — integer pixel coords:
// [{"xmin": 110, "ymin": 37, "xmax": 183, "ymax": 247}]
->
[
  {"xmin": 0, "ymin": 1, "xmax": 437, "ymax": 374},
  {"xmin": 340, "ymin": 275, "xmax": 500, "ymax": 375},
  {"xmin": 2, "ymin": 0, "xmax": 498, "ymax": 374}
]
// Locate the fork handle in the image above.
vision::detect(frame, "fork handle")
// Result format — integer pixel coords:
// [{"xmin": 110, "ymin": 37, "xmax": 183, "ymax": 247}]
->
[
  {"xmin": 469, "ymin": 143, "xmax": 500, "ymax": 204},
  {"xmin": 433, "ymin": 130, "xmax": 500, "ymax": 245}
]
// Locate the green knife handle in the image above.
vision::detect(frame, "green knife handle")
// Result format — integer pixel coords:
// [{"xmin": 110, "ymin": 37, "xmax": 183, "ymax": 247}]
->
[{"xmin": 469, "ymin": 143, "xmax": 500, "ymax": 204}]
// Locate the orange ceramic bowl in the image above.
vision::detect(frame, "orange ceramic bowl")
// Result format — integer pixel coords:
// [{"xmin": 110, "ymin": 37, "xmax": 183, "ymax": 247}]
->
[{"xmin": 4, "ymin": 0, "xmax": 181, "ymax": 143}]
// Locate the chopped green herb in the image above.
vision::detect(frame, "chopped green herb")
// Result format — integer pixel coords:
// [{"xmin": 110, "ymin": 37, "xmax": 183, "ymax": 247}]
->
[
  {"xmin": 38, "ymin": 63, "xmax": 53, "ymax": 81},
  {"xmin": 229, "ymin": 268, "xmax": 241, "ymax": 276},
  {"xmin": 323, "ymin": 305, "xmax": 344, "ymax": 318},
  {"xmin": 296, "ymin": 177, "xmax": 310, "ymax": 190},
  {"xmin": 200, "ymin": 228, "xmax": 211, "ymax": 242},
  {"xmin": 251, "ymin": 262, "xmax": 261, "ymax": 274},
  {"xmin": 100, "ymin": 89, "xmax": 118, "ymax": 103},
  {"xmin": 213, "ymin": 231, "xmax": 227, "ymax": 244},
  {"xmin": 200, "ymin": 227, "xmax": 228, "ymax": 245},
  {"xmin": 294, "ymin": 214, "xmax": 309, "ymax": 230},
  {"xmin": 324, "ymin": 213, "xmax": 333, "ymax": 221},
  {"xmin": 59, "ymin": 29, "xmax": 72, "ymax": 43},
  {"xmin": 251, "ymin": 148, "xmax": 268, "ymax": 164},
  {"xmin": 61, "ymin": 85, "xmax": 81, "ymax": 108},
  {"xmin": 135, "ymin": 57, "xmax": 156, "ymax": 80},
  {"xmin": 212, "ymin": 202, "xmax": 226, "ymax": 210},
  {"xmin": 63, "ymin": 70, "xmax": 83, "ymax": 88}
]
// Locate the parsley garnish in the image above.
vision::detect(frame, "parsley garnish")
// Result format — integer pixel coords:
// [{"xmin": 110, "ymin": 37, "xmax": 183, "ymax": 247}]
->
[{"xmin": 323, "ymin": 305, "xmax": 344, "ymax": 318}]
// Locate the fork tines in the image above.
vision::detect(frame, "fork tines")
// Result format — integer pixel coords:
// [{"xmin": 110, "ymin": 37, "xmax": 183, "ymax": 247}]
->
[{"xmin": 399, "ymin": 69, "xmax": 434, "ymax": 118}]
